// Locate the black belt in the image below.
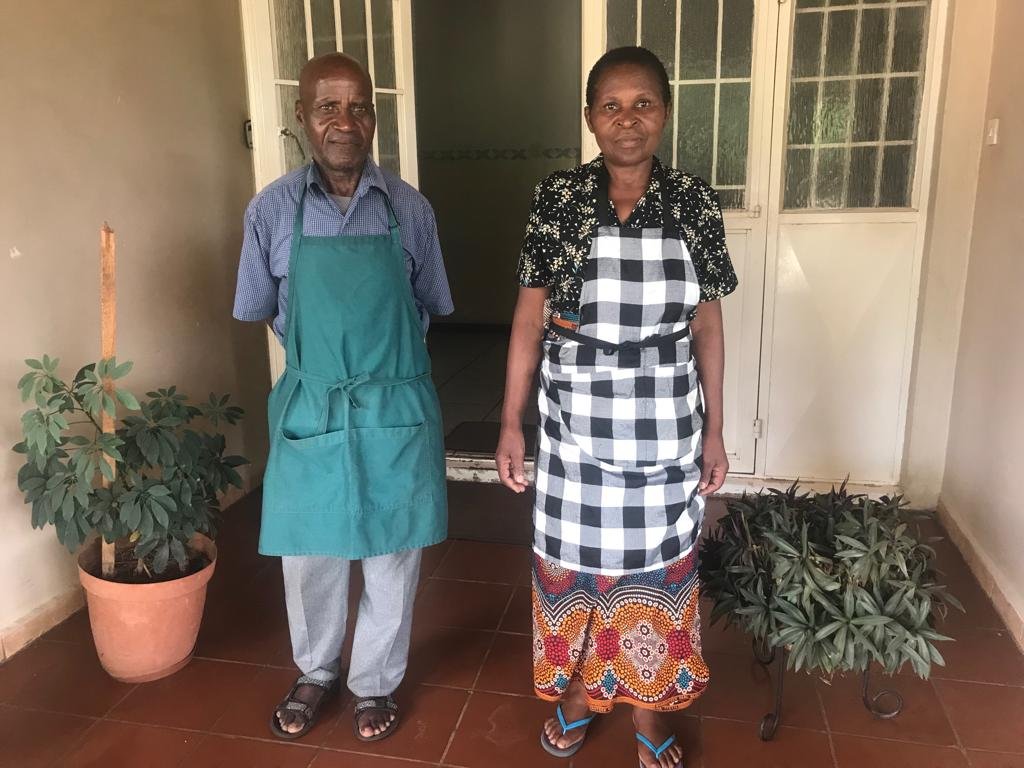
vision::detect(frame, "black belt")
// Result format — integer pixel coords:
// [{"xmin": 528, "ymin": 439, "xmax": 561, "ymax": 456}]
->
[{"xmin": 548, "ymin": 324, "xmax": 690, "ymax": 355}]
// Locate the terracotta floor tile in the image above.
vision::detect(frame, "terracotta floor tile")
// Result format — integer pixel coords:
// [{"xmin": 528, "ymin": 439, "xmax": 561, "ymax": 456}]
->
[
  {"xmin": 832, "ymin": 734, "xmax": 968, "ymax": 768},
  {"xmin": 967, "ymin": 751, "xmax": 1024, "ymax": 768},
  {"xmin": 0, "ymin": 705, "xmax": 96, "ymax": 768},
  {"xmin": 415, "ymin": 579, "xmax": 513, "ymax": 631},
  {"xmin": 443, "ymin": 691, "xmax": 566, "ymax": 768},
  {"xmin": 817, "ymin": 670, "xmax": 956, "ymax": 745},
  {"xmin": 311, "ymin": 751, "xmax": 430, "ymax": 767},
  {"xmin": 498, "ymin": 587, "xmax": 532, "ymax": 635},
  {"xmin": 699, "ymin": 600, "xmax": 757, "ymax": 656},
  {"xmin": 0, "ymin": 640, "xmax": 134, "ymax": 717},
  {"xmin": 934, "ymin": 680, "xmax": 1024, "ymax": 753},
  {"xmin": 41, "ymin": 609, "xmax": 92, "ymax": 645},
  {"xmin": 405, "ymin": 623, "xmax": 494, "ymax": 689},
  {"xmin": 108, "ymin": 658, "xmax": 260, "ymax": 730},
  {"xmin": 322, "ymin": 684, "xmax": 467, "ymax": 762},
  {"xmin": 474, "ymin": 632, "xmax": 534, "ymax": 697},
  {"xmin": 210, "ymin": 666, "xmax": 347, "ymax": 745},
  {"xmin": 931, "ymin": 627, "xmax": 1024, "ymax": 686},
  {"xmin": 61, "ymin": 720, "xmax": 200, "ymax": 768},
  {"xmin": 700, "ymin": 717, "xmax": 834, "ymax": 768},
  {"xmin": 433, "ymin": 541, "xmax": 532, "ymax": 586},
  {"xmin": 698, "ymin": 652, "xmax": 825, "ymax": 729},
  {"xmin": 185, "ymin": 734, "xmax": 316, "ymax": 767},
  {"xmin": 572, "ymin": 706, "xmax": 703, "ymax": 768},
  {"xmin": 419, "ymin": 540, "xmax": 453, "ymax": 581}
]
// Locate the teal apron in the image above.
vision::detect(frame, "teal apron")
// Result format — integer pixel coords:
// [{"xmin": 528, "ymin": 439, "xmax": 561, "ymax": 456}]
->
[{"xmin": 259, "ymin": 184, "xmax": 448, "ymax": 558}]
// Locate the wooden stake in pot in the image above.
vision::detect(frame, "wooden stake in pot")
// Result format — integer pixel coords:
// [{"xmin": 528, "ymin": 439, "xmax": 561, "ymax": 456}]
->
[{"xmin": 100, "ymin": 223, "xmax": 117, "ymax": 578}]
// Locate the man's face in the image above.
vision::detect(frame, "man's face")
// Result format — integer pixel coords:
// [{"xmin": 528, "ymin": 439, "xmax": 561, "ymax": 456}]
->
[{"xmin": 296, "ymin": 67, "xmax": 376, "ymax": 173}]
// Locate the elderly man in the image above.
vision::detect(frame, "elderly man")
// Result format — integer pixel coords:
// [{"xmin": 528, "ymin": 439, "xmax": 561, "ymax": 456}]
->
[{"xmin": 232, "ymin": 52, "xmax": 452, "ymax": 742}]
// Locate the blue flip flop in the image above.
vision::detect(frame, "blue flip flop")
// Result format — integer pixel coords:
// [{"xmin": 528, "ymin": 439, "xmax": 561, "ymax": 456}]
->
[
  {"xmin": 540, "ymin": 703, "xmax": 596, "ymax": 758},
  {"xmin": 636, "ymin": 732, "xmax": 680, "ymax": 767}
]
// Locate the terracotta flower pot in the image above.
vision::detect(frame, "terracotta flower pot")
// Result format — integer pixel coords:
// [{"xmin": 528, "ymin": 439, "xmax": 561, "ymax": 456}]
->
[{"xmin": 77, "ymin": 535, "xmax": 217, "ymax": 683}]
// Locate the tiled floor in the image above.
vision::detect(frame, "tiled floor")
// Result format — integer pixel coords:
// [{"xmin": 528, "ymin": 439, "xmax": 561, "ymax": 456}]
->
[{"xmin": 3, "ymin": 490, "xmax": 1024, "ymax": 768}]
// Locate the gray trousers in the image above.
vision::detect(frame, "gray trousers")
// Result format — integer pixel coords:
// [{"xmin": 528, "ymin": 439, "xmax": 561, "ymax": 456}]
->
[{"xmin": 281, "ymin": 548, "xmax": 421, "ymax": 697}]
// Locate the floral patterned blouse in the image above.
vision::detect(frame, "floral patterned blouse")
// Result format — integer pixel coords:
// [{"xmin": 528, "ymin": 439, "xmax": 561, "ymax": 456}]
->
[{"xmin": 517, "ymin": 155, "xmax": 738, "ymax": 327}]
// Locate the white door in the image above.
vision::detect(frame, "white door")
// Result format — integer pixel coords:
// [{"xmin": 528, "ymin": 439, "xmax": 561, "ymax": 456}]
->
[
  {"xmin": 239, "ymin": 0, "xmax": 419, "ymax": 380},
  {"xmin": 582, "ymin": 0, "xmax": 772, "ymax": 474}
]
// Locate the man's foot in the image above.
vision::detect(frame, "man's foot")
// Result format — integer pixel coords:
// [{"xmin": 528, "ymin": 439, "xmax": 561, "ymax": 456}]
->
[
  {"xmin": 271, "ymin": 679, "xmax": 337, "ymax": 739},
  {"xmin": 353, "ymin": 695, "xmax": 400, "ymax": 741},
  {"xmin": 633, "ymin": 708, "xmax": 684, "ymax": 768},
  {"xmin": 542, "ymin": 678, "xmax": 593, "ymax": 753}
]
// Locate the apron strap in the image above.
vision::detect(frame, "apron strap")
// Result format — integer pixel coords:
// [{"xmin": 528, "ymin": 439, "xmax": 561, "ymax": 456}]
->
[{"xmin": 547, "ymin": 324, "xmax": 691, "ymax": 355}]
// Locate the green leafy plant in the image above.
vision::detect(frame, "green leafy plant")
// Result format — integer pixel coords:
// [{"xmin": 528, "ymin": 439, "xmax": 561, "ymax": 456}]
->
[
  {"xmin": 700, "ymin": 482, "xmax": 963, "ymax": 678},
  {"xmin": 14, "ymin": 356, "xmax": 248, "ymax": 578}
]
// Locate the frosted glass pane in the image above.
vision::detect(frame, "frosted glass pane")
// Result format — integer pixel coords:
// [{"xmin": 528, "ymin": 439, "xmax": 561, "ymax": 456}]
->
[
  {"xmin": 792, "ymin": 13, "xmax": 823, "ymax": 78},
  {"xmin": 816, "ymin": 80, "xmax": 851, "ymax": 144},
  {"xmin": 311, "ymin": 0, "xmax": 336, "ymax": 57},
  {"xmin": 788, "ymin": 82, "xmax": 818, "ymax": 145},
  {"xmin": 796, "ymin": 0, "xmax": 825, "ymax": 7},
  {"xmin": 375, "ymin": 92, "xmax": 400, "ymax": 175},
  {"xmin": 816, "ymin": 147, "xmax": 846, "ymax": 208},
  {"xmin": 784, "ymin": 148, "xmax": 813, "ymax": 208},
  {"xmin": 857, "ymin": 9, "xmax": 889, "ymax": 74},
  {"xmin": 642, "ymin": 0, "xmax": 677, "ymax": 79},
  {"xmin": 717, "ymin": 188, "xmax": 745, "ymax": 210},
  {"xmin": 273, "ymin": 0, "xmax": 307, "ymax": 80},
  {"xmin": 892, "ymin": 6, "xmax": 927, "ymax": 72},
  {"xmin": 824, "ymin": 10, "xmax": 856, "ymax": 77},
  {"xmin": 677, "ymin": 84, "xmax": 715, "ymax": 179},
  {"xmin": 717, "ymin": 82, "xmax": 750, "ymax": 186},
  {"xmin": 340, "ymin": 0, "xmax": 369, "ymax": 70},
  {"xmin": 886, "ymin": 76, "xmax": 919, "ymax": 141},
  {"xmin": 721, "ymin": 0, "xmax": 754, "ymax": 78},
  {"xmin": 278, "ymin": 85, "xmax": 309, "ymax": 171},
  {"xmin": 852, "ymin": 78, "xmax": 884, "ymax": 142},
  {"xmin": 607, "ymin": 0, "xmax": 637, "ymax": 49},
  {"xmin": 880, "ymin": 145, "xmax": 912, "ymax": 206},
  {"xmin": 679, "ymin": 0, "xmax": 717, "ymax": 79},
  {"xmin": 370, "ymin": 0, "xmax": 396, "ymax": 89},
  {"xmin": 848, "ymin": 146, "xmax": 878, "ymax": 208}
]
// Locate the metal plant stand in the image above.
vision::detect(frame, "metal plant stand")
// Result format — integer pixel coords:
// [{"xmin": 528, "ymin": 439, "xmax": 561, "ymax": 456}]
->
[{"xmin": 752, "ymin": 639, "xmax": 904, "ymax": 741}]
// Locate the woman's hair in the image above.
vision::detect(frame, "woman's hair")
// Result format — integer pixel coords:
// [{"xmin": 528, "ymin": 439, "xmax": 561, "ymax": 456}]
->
[{"xmin": 585, "ymin": 46, "xmax": 671, "ymax": 108}]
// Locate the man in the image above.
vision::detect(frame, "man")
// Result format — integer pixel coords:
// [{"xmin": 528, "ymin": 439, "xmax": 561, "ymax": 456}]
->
[{"xmin": 232, "ymin": 52, "xmax": 452, "ymax": 742}]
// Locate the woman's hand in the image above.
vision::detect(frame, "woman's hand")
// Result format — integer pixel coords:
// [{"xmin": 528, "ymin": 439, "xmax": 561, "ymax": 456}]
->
[
  {"xmin": 699, "ymin": 431, "xmax": 728, "ymax": 496},
  {"xmin": 496, "ymin": 425, "xmax": 528, "ymax": 493}
]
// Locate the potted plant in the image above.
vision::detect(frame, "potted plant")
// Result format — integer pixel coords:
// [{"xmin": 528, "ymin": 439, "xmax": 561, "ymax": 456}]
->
[
  {"xmin": 700, "ymin": 482, "xmax": 963, "ymax": 735},
  {"xmin": 13, "ymin": 355, "xmax": 247, "ymax": 682}
]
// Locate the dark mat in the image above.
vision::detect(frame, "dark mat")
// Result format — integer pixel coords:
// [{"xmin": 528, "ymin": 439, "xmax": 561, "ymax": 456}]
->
[{"xmin": 444, "ymin": 420, "xmax": 537, "ymax": 456}]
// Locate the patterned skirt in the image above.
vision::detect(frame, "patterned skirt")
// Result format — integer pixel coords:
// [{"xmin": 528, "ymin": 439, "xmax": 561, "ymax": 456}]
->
[{"xmin": 532, "ymin": 551, "xmax": 709, "ymax": 712}]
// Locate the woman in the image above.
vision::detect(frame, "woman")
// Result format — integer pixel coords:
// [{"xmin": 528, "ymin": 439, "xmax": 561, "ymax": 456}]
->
[{"xmin": 496, "ymin": 47, "xmax": 737, "ymax": 768}]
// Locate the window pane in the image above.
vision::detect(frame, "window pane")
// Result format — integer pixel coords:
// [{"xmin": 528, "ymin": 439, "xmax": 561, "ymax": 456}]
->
[
  {"xmin": 792, "ymin": 12, "xmax": 823, "ymax": 78},
  {"xmin": 857, "ymin": 8, "xmax": 889, "ymax": 74},
  {"xmin": 816, "ymin": 79, "xmax": 851, "ymax": 145},
  {"xmin": 880, "ymin": 144, "xmax": 912, "ymax": 206},
  {"xmin": 892, "ymin": 6, "xmax": 927, "ymax": 72},
  {"xmin": 784, "ymin": 148, "xmax": 813, "ymax": 208},
  {"xmin": 788, "ymin": 81, "xmax": 818, "ymax": 145},
  {"xmin": 720, "ymin": 0, "xmax": 754, "ymax": 78},
  {"xmin": 815, "ymin": 147, "xmax": 846, "ymax": 208},
  {"xmin": 717, "ymin": 188, "xmax": 745, "ymax": 209},
  {"xmin": 375, "ymin": 92, "xmax": 401, "ymax": 175},
  {"xmin": 607, "ymin": 0, "xmax": 638, "ymax": 49},
  {"xmin": 677, "ymin": 84, "xmax": 715, "ymax": 179},
  {"xmin": 848, "ymin": 146, "xmax": 878, "ymax": 207},
  {"xmin": 796, "ymin": 0, "xmax": 825, "ymax": 8},
  {"xmin": 370, "ymin": 0, "xmax": 396, "ymax": 89},
  {"xmin": 278, "ymin": 85, "xmax": 309, "ymax": 171},
  {"xmin": 852, "ymin": 78, "xmax": 884, "ymax": 142},
  {"xmin": 311, "ymin": 0, "xmax": 336, "ymax": 57},
  {"xmin": 717, "ymin": 82, "xmax": 750, "ymax": 186},
  {"xmin": 340, "ymin": 0, "xmax": 369, "ymax": 70},
  {"xmin": 824, "ymin": 10, "xmax": 856, "ymax": 77},
  {"xmin": 679, "ymin": 0, "xmax": 717, "ymax": 79},
  {"xmin": 643, "ymin": 0, "xmax": 678, "ymax": 78},
  {"xmin": 273, "ymin": 0, "xmax": 307, "ymax": 80},
  {"xmin": 885, "ymin": 76, "xmax": 919, "ymax": 141}
]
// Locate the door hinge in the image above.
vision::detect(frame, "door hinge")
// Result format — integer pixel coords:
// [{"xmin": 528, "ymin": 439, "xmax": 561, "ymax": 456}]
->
[
  {"xmin": 752, "ymin": 419, "xmax": 764, "ymax": 439},
  {"xmin": 749, "ymin": 204, "xmax": 762, "ymax": 218},
  {"xmin": 243, "ymin": 119, "xmax": 254, "ymax": 149}
]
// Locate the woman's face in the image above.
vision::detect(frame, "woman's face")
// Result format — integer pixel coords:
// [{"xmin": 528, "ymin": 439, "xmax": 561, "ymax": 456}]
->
[{"xmin": 585, "ymin": 62, "xmax": 669, "ymax": 168}]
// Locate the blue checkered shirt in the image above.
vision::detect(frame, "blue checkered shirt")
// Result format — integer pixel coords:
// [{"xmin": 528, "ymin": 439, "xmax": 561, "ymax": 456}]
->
[{"xmin": 233, "ymin": 159, "xmax": 453, "ymax": 340}]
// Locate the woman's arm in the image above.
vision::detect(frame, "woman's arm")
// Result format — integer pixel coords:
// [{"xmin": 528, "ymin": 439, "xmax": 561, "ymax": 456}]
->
[
  {"xmin": 690, "ymin": 300, "xmax": 728, "ymax": 495},
  {"xmin": 495, "ymin": 286, "xmax": 549, "ymax": 493}
]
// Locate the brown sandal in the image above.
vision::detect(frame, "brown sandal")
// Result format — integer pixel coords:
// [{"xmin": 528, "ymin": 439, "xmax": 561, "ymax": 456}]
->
[
  {"xmin": 353, "ymin": 695, "xmax": 400, "ymax": 742},
  {"xmin": 269, "ymin": 677, "xmax": 339, "ymax": 740}
]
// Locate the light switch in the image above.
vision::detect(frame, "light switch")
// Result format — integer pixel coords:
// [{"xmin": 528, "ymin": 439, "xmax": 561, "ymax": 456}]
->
[{"xmin": 985, "ymin": 118, "xmax": 1000, "ymax": 146}]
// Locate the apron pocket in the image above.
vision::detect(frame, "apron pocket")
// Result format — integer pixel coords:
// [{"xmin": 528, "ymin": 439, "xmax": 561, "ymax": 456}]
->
[
  {"xmin": 346, "ymin": 422, "xmax": 436, "ymax": 513},
  {"xmin": 264, "ymin": 428, "xmax": 351, "ymax": 514}
]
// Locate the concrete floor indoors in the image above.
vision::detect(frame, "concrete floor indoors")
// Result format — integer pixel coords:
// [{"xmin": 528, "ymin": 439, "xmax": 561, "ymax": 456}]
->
[{"xmin": 1, "ymin": 486, "xmax": 1022, "ymax": 768}]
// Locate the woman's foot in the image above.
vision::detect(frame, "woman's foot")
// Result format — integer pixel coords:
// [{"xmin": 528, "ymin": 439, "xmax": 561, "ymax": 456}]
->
[
  {"xmin": 271, "ymin": 679, "xmax": 337, "ymax": 739},
  {"xmin": 542, "ymin": 678, "xmax": 593, "ymax": 752},
  {"xmin": 633, "ymin": 707, "xmax": 684, "ymax": 768}
]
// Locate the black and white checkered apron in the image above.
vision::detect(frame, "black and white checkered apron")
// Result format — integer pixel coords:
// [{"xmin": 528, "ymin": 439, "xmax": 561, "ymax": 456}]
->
[{"xmin": 534, "ymin": 172, "xmax": 704, "ymax": 576}]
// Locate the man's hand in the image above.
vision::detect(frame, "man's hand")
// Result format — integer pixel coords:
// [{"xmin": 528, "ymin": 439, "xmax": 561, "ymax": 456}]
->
[
  {"xmin": 699, "ymin": 431, "xmax": 729, "ymax": 496},
  {"xmin": 496, "ymin": 425, "xmax": 528, "ymax": 493}
]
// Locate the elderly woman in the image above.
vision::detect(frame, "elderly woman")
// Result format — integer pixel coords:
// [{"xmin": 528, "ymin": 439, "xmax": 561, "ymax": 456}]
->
[{"xmin": 496, "ymin": 46, "xmax": 737, "ymax": 767}]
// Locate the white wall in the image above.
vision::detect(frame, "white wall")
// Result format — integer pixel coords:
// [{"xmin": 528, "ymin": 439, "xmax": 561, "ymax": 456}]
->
[
  {"xmin": 0, "ymin": 0, "xmax": 269, "ymax": 657},
  {"xmin": 939, "ymin": 0, "xmax": 1024, "ymax": 636}
]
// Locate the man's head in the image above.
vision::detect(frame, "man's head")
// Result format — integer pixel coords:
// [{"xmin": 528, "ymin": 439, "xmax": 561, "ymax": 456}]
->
[{"xmin": 296, "ymin": 53, "xmax": 375, "ymax": 174}]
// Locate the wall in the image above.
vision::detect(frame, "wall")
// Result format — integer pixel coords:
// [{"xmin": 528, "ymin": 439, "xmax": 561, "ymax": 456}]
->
[
  {"xmin": 901, "ymin": 0, "xmax": 997, "ymax": 505},
  {"xmin": 939, "ymin": 0, "xmax": 1024, "ymax": 638},
  {"xmin": 0, "ymin": 0, "xmax": 269, "ymax": 657},
  {"xmin": 412, "ymin": 0, "xmax": 581, "ymax": 326}
]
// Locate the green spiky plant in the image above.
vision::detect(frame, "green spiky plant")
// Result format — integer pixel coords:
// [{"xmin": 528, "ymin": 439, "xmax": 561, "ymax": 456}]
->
[
  {"xmin": 700, "ymin": 482, "xmax": 963, "ymax": 678},
  {"xmin": 13, "ymin": 355, "xmax": 248, "ymax": 579}
]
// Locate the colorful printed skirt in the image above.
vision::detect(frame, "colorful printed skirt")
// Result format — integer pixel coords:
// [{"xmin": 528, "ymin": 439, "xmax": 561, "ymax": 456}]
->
[{"xmin": 532, "ymin": 550, "xmax": 709, "ymax": 712}]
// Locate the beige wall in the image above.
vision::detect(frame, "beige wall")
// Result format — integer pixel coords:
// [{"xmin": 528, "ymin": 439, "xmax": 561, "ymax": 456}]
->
[
  {"xmin": 939, "ymin": 0, "xmax": 1024, "ymax": 632},
  {"xmin": 0, "ymin": 0, "xmax": 269, "ymax": 655}
]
